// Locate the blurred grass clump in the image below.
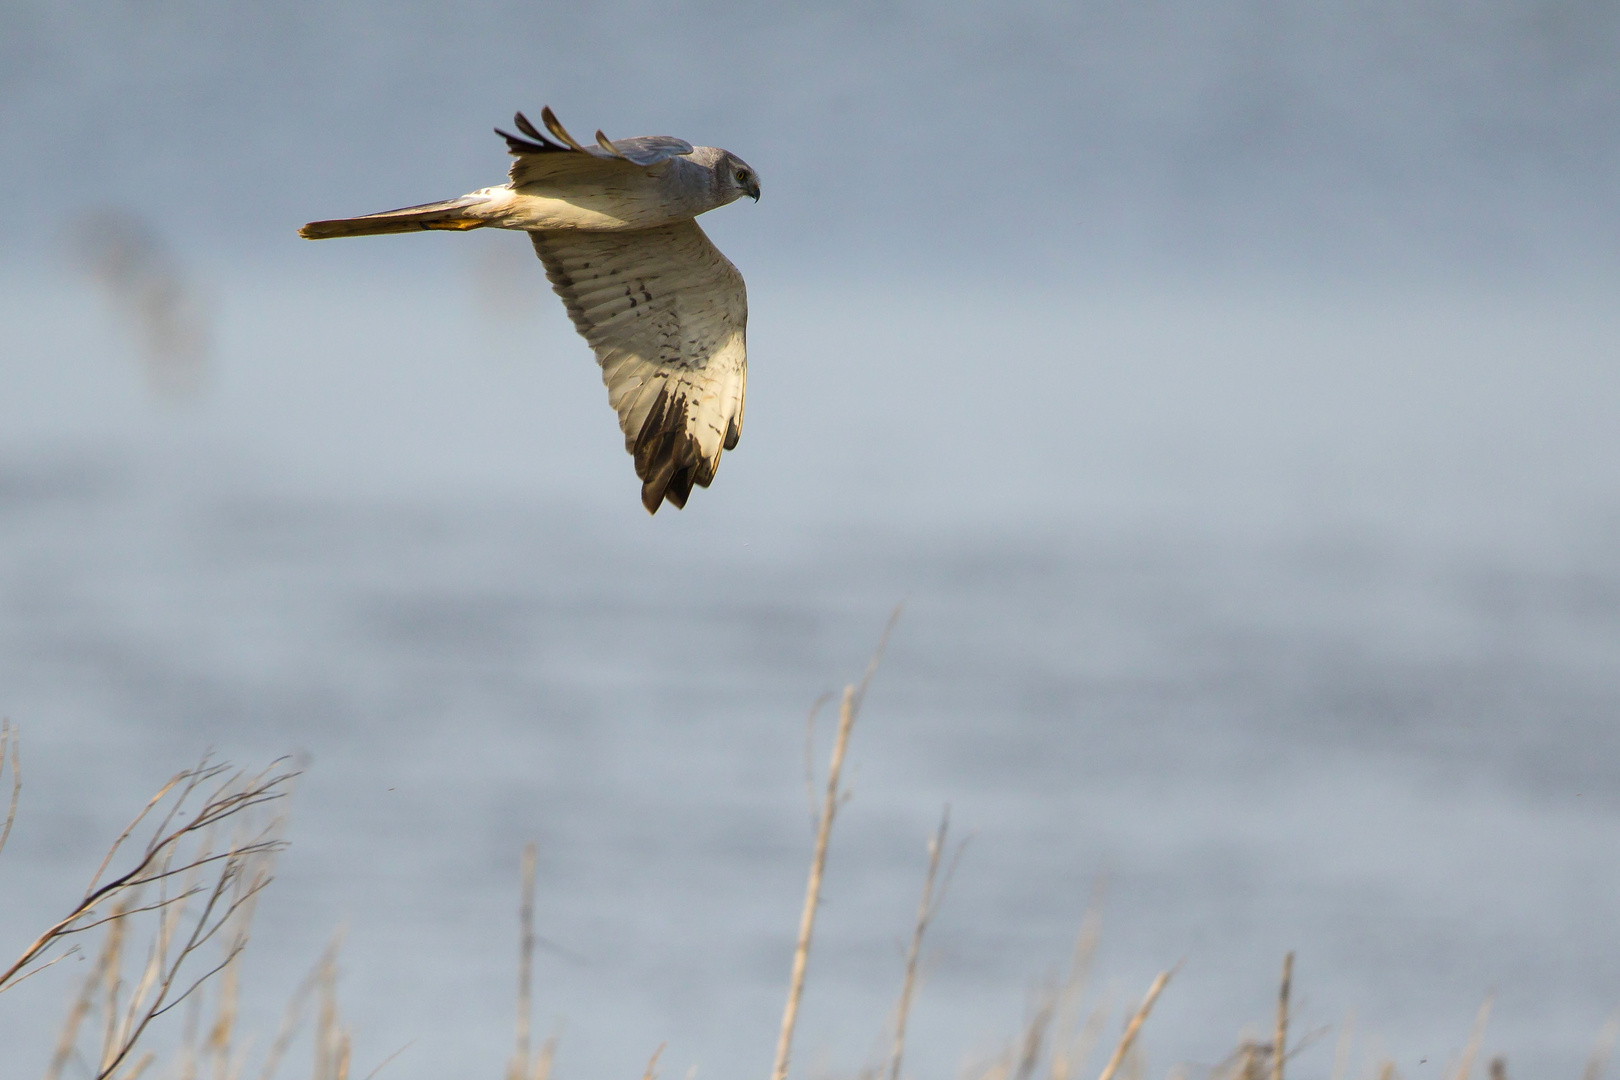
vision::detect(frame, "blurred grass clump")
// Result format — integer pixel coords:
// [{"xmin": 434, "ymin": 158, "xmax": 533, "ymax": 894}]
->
[{"xmin": 1, "ymin": 624, "xmax": 1612, "ymax": 1080}]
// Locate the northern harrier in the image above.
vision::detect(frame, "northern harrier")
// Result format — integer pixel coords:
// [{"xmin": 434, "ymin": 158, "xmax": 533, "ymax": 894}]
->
[{"xmin": 300, "ymin": 108, "xmax": 760, "ymax": 514}]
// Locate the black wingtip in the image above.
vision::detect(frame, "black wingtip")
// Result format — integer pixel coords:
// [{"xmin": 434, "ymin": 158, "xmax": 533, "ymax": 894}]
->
[
  {"xmin": 498, "ymin": 111, "xmax": 568, "ymax": 154},
  {"xmin": 513, "ymin": 111, "xmax": 554, "ymax": 144},
  {"xmin": 632, "ymin": 387, "xmax": 710, "ymax": 513}
]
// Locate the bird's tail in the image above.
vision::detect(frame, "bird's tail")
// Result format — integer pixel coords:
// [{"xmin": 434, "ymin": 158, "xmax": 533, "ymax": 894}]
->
[{"xmin": 299, "ymin": 195, "xmax": 492, "ymax": 240}]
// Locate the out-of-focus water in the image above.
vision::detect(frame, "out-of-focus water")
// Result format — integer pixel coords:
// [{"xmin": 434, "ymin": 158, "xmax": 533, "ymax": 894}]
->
[{"xmin": 1, "ymin": 268, "xmax": 1618, "ymax": 1080}]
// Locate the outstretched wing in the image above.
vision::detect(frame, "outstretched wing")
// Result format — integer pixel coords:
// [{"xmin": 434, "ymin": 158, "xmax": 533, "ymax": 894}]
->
[
  {"xmin": 498, "ymin": 107, "xmax": 694, "ymax": 189},
  {"xmin": 530, "ymin": 220, "xmax": 747, "ymax": 514}
]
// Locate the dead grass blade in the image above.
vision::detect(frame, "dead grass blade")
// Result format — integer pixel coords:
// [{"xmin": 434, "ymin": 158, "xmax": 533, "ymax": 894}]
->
[
  {"xmin": 643, "ymin": 1043, "xmax": 667, "ymax": 1080},
  {"xmin": 1050, "ymin": 888, "xmax": 1106, "ymax": 1080},
  {"xmin": 0, "ymin": 720, "xmax": 19, "ymax": 861},
  {"xmin": 1, "ymin": 757, "xmax": 296, "ymax": 995},
  {"xmin": 772, "ymin": 610, "xmax": 898, "ymax": 1080},
  {"xmin": 1095, "ymin": 968, "xmax": 1175, "ymax": 1080},
  {"xmin": 509, "ymin": 842, "xmax": 540, "ymax": 1080},
  {"xmin": 773, "ymin": 683, "xmax": 858, "ymax": 1080},
  {"xmin": 1273, "ymin": 953, "xmax": 1294, "ymax": 1080},
  {"xmin": 1583, "ymin": 1013, "xmax": 1620, "ymax": 1080},
  {"xmin": 887, "ymin": 807, "xmax": 966, "ymax": 1080},
  {"xmin": 1452, "ymin": 997, "xmax": 1493, "ymax": 1080}
]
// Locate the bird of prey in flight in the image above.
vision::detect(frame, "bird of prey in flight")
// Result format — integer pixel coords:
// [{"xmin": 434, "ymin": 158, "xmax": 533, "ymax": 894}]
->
[{"xmin": 300, "ymin": 107, "xmax": 760, "ymax": 514}]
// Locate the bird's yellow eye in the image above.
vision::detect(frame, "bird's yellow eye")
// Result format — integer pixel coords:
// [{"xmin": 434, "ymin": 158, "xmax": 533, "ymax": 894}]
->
[{"xmin": 735, "ymin": 169, "xmax": 749, "ymax": 183}]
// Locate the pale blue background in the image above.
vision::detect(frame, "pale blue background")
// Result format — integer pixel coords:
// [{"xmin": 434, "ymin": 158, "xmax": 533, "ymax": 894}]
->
[{"xmin": 1, "ymin": 4, "xmax": 1618, "ymax": 1079}]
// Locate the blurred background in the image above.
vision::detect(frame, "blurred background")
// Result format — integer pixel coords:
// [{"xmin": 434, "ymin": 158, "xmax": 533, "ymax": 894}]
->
[{"xmin": 1, "ymin": 1, "xmax": 1619, "ymax": 1077}]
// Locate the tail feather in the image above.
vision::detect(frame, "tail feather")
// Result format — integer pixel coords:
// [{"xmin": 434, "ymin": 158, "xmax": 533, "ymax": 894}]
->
[{"xmin": 299, "ymin": 196, "xmax": 491, "ymax": 239}]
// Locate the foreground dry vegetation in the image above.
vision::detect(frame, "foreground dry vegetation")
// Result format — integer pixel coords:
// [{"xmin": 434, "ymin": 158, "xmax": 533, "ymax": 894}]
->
[{"xmin": 0, "ymin": 647, "xmax": 1610, "ymax": 1080}]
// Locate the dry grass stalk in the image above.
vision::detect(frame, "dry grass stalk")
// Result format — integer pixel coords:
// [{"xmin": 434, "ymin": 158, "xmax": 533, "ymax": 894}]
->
[
  {"xmin": 1063, "ymin": 996, "xmax": 1114, "ymax": 1080},
  {"xmin": 2, "ymin": 758, "xmax": 295, "ymax": 996},
  {"xmin": 211, "ymin": 958, "xmax": 244, "ymax": 1080},
  {"xmin": 1049, "ymin": 894, "xmax": 1106, "ymax": 1080},
  {"xmin": 509, "ymin": 841, "xmax": 540, "ymax": 1080},
  {"xmin": 527, "ymin": 1037, "xmax": 558, "ymax": 1080},
  {"xmin": 312, "ymin": 943, "xmax": 351, "ymax": 1080},
  {"xmin": 254, "ymin": 933, "xmax": 346, "ymax": 1080},
  {"xmin": 1094, "ymin": 968, "xmax": 1173, "ymax": 1080},
  {"xmin": 772, "ymin": 608, "xmax": 899, "ymax": 1080},
  {"xmin": 1583, "ymin": 1014, "xmax": 1620, "ymax": 1080},
  {"xmin": 27, "ymin": 759, "xmax": 294, "ymax": 1080},
  {"xmin": 48, "ymin": 898, "xmax": 132, "ymax": 1079},
  {"xmin": 1273, "ymin": 953, "xmax": 1294, "ymax": 1080},
  {"xmin": 887, "ymin": 807, "xmax": 965, "ymax": 1080},
  {"xmin": 1015, "ymin": 994, "xmax": 1058, "ymax": 1080},
  {"xmin": 1120, "ymin": 1040, "xmax": 1143, "ymax": 1080},
  {"xmin": 1211, "ymin": 1035, "xmax": 1267, "ymax": 1080},
  {"xmin": 0, "ymin": 720, "xmax": 19, "ymax": 862},
  {"xmin": 643, "ymin": 1042, "xmax": 667, "ymax": 1080},
  {"xmin": 1451, "ymin": 997, "xmax": 1492, "ymax": 1080},
  {"xmin": 772, "ymin": 682, "xmax": 857, "ymax": 1080},
  {"xmin": 1329, "ymin": 1011, "xmax": 1356, "ymax": 1080}
]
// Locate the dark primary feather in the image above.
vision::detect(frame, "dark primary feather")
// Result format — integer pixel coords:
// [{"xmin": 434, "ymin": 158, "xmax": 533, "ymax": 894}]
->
[
  {"xmin": 514, "ymin": 111, "xmax": 561, "ymax": 147},
  {"xmin": 633, "ymin": 386, "xmax": 711, "ymax": 512},
  {"xmin": 534, "ymin": 238, "xmax": 712, "ymax": 513},
  {"xmin": 498, "ymin": 109, "xmax": 694, "ymax": 166},
  {"xmin": 527, "ymin": 223, "xmax": 746, "ymax": 515}
]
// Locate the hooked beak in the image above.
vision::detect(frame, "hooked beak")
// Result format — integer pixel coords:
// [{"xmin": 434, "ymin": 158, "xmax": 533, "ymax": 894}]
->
[{"xmin": 746, "ymin": 179, "xmax": 761, "ymax": 202}]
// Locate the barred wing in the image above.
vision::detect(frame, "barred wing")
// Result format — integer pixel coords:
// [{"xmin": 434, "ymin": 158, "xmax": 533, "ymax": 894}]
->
[{"xmin": 530, "ymin": 220, "xmax": 747, "ymax": 514}]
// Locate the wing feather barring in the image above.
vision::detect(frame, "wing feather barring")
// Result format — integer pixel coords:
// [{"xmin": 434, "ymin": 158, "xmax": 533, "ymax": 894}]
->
[{"xmin": 299, "ymin": 108, "xmax": 760, "ymax": 514}]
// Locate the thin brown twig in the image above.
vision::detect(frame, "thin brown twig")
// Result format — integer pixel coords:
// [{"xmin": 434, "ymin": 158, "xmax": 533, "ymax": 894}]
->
[
  {"xmin": 31, "ymin": 757, "xmax": 300, "ymax": 1080},
  {"xmin": 0, "ymin": 760, "xmax": 294, "ymax": 994},
  {"xmin": 98, "ymin": 855, "xmax": 262, "ymax": 1076},
  {"xmin": 48, "ymin": 899, "xmax": 131, "ymax": 1080},
  {"xmin": 115, "ymin": 1050, "xmax": 156, "ymax": 1080},
  {"xmin": 1273, "ymin": 953, "xmax": 1294, "ymax": 1080},
  {"xmin": 360, "ymin": 1040, "xmax": 418, "ymax": 1080},
  {"xmin": 48, "ymin": 778, "xmax": 280, "ymax": 1079},
  {"xmin": 851, "ymin": 605, "xmax": 903, "ymax": 718},
  {"xmin": 1095, "ymin": 967, "xmax": 1175, "ymax": 1080},
  {"xmin": 3, "ymin": 947, "xmax": 79, "ymax": 993},
  {"xmin": 62, "ymin": 890, "xmax": 212, "ymax": 937},
  {"xmin": 86, "ymin": 776, "xmax": 181, "ymax": 900}
]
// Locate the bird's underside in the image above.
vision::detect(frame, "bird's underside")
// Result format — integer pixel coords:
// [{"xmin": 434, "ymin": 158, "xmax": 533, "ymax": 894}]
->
[{"xmin": 299, "ymin": 107, "xmax": 754, "ymax": 514}]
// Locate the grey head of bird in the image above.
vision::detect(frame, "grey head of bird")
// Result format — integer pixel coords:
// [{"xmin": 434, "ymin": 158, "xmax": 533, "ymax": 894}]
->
[{"xmin": 688, "ymin": 147, "xmax": 762, "ymax": 205}]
